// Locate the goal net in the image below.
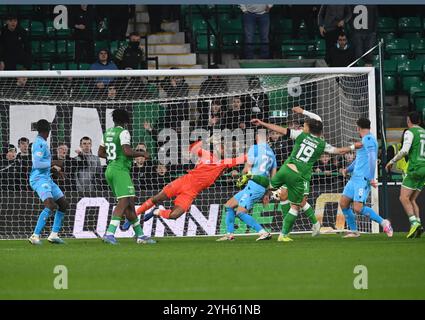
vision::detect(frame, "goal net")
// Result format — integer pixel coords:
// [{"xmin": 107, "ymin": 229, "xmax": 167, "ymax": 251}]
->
[{"xmin": 0, "ymin": 68, "xmax": 378, "ymax": 239}]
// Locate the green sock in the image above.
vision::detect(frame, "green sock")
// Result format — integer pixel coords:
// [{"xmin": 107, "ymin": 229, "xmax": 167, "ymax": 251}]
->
[
  {"xmin": 106, "ymin": 216, "xmax": 121, "ymax": 235},
  {"xmin": 131, "ymin": 219, "xmax": 143, "ymax": 237},
  {"xmin": 302, "ymin": 203, "xmax": 318, "ymax": 224},
  {"xmin": 280, "ymin": 201, "xmax": 290, "ymax": 218},
  {"xmin": 280, "ymin": 201, "xmax": 291, "ymax": 231},
  {"xmin": 282, "ymin": 208, "xmax": 298, "ymax": 235}
]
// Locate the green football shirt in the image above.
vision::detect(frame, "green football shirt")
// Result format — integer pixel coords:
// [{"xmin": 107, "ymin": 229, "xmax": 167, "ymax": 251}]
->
[{"xmin": 101, "ymin": 126, "xmax": 132, "ymax": 172}]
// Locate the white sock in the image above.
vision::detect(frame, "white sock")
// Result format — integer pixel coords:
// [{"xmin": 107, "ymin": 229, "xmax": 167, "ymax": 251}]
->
[
  {"xmin": 259, "ymin": 228, "xmax": 266, "ymax": 234},
  {"xmin": 50, "ymin": 232, "xmax": 58, "ymax": 238},
  {"xmin": 32, "ymin": 233, "xmax": 40, "ymax": 239}
]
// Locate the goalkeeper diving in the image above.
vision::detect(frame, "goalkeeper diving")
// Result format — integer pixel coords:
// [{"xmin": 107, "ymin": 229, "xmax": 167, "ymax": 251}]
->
[{"xmin": 122, "ymin": 137, "xmax": 246, "ymax": 227}]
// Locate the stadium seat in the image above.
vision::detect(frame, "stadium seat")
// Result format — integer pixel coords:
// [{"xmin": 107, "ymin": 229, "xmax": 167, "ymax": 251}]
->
[
  {"xmin": 17, "ymin": 5, "xmax": 34, "ymax": 17},
  {"xmin": 398, "ymin": 60, "xmax": 423, "ymax": 92},
  {"xmin": 50, "ymin": 63, "xmax": 67, "ymax": 70},
  {"xmin": 40, "ymin": 40, "xmax": 56, "ymax": 59},
  {"xmin": 222, "ymin": 34, "xmax": 243, "ymax": 51},
  {"xmin": 410, "ymin": 38, "xmax": 425, "ymax": 58},
  {"xmin": 385, "ymin": 38, "xmax": 410, "ymax": 58},
  {"xmin": 66, "ymin": 41, "xmax": 75, "ymax": 59},
  {"xmin": 68, "ymin": 62, "xmax": 78, "ymax": 70},
  {"xmin": 378, "ymin": 17, "xmax": 397, "ymax": 33},
  {"xmin": 191, "ymin": 15, "xmax": 217, "ymax": 34},
  {"xmin": 196, "ymin": 33, "xmax": 217, "ymax": 52},
  {"xmin": 19, "ymin": 19, "xmax": 30, "ymax": 32},
  {"xmin": 398, "ymin": 17, "xmax": 422, "ymax": 33},
  {"xmin": 30, "ymin": 20, "xmax": 45, "ymax": 37},
  {"xmin": 78, "ymin": 63, "xmax": 90, "ymax": 70},
  {"xmin": 94, "ymin": 40, "xmax": 110, "ymax": 53},
  {"xmin": 271, "ymin": 18, "xmax": 292, "ymax": 35},
  {"xmin": 384, "ymin": 75, "xmax": 397, "ymax": 94},
  {"xmin": 281, "ymin": 44, "xmax": 309, "ymax": 58},
  {"xmin": 110, "ymin": 40, "xmax": 127, "ymax": 54},
  {"xmin": 409, "ymin": 81, "xmax": 425, "ymax": 103},
  {"xmin": 383, "ymin": 59, "xmax": 398, "ymax": 76},
  {"xmin": 401, "ymin": 32, "xmax": 422, "ymax": 40},
  {"xmin": 315, "ymin": 38, "xmax": 326, "ymax": 58},
  {"xmin": 219, "ymin": 14, "xmax": 243, "ymax": 33},
  {"xmin": 31, "ymin": 40, "xmax": 41, "ymax": 57}
]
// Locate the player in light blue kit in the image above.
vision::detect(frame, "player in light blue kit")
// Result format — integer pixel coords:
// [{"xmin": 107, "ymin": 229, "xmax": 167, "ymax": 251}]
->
[
  {"xmin": 28, "ymin": 119, "xmax": 69, "ymax": 245},
  {"xmin": 217, "ymin": 131, "xmax": 277, "ymax": 241},
  {"xmin": 339, "ymin": 118, "xmax": 393, "ymax": 238}
]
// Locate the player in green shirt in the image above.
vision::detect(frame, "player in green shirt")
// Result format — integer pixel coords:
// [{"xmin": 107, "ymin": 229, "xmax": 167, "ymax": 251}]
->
[
  {"xmin": 252, "ymin": 109, "xmax": 360, "ymax": 241},
  {"xmin": 386, "ymin": 111, "xmax": 425, "ymax": 238},
  {"xmin": 98, "ymin": 109, "xmax": 156, "ymax": 245}
]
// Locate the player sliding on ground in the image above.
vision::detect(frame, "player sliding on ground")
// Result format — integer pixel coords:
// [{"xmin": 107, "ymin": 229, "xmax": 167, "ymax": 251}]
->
[
  {"xmin": 340, "ymin": 118, "xmax": 393, "ymax": 238},
  {"xmin": 252, "ymin": 108, "xmax": 360, "ymax": 241},
  {"xmin": 128, "ymin": 138, "xmax": 246, "ymax": 224},
  {"xmin": 217, "ymin": 131, "xmax": 277, "ymax": 242},
  {"xmin": 386, "ymin": 111, "xmax": 424, "ymax": 238},
  {"xmin": 98, "ymin": 109, "xmax": 156, "ymax": 245},
  {"xmin": 28, "ymin": 119, "xmax": 69, "ymax": 245}
]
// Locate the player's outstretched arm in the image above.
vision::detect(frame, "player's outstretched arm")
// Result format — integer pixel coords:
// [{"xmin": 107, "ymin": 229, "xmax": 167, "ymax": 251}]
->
[
  {"xmin": 325, "ymin": 142, "xmax": 362, "ymax": 155},
  {"xmin": 122, "ymin": 145, "xmax": 149, "ymax": 159},
  {"xmin": 386, "ymin": 130, "xmax": 413, "ymax": 171},
  {"xmin": 251, "ymin": 118, "xmax": 288, "ymax": 136},
  {"xmin": 292, "ymin": 106, "xmax": 322, "ymax": 122}
]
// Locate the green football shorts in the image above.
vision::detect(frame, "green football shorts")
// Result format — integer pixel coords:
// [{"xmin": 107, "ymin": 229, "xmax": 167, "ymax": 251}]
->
[
  {"xmin": 271, "ymin": 165, "xmax": 307, "ymax": 205},
  {"xmin": 105, "ymin": 166, "xmax": 136, "ymax": 199}
]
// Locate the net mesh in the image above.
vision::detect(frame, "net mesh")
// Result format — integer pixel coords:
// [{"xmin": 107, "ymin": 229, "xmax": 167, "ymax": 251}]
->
[{"xmin": 0, "ymin": 69, "xmax": 375, "ymax": 239}]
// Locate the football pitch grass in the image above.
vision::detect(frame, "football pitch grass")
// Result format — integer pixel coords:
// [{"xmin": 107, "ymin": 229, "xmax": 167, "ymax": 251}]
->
[{"xmin": 0, "ymin": 233, "xmax": 424, "ymax": 300}]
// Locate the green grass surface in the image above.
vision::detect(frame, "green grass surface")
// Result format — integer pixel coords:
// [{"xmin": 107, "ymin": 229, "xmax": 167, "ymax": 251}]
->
[{"xmin": 0, "ymin": 233, "xmax": 424, "ymax": 300}]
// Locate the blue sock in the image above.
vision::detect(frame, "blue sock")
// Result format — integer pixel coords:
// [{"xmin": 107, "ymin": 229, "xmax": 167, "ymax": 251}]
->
[
  {"xmin": 34, "ymin": 208, "xmax": 52, "ymax": 236},
  {"xmin": 237, "ymin": 212, "xmax": 263, "ymax": 232},
  {"xmin": 360, "ymin": 206, "xmax": 384, "ymax": 225},
  {"xmin": 342, "ymin": 207, "xmax": 358, "ymax": 231},
  {"xmin": 225, "ymin": 207, "xmax": 236, "ymax": 234},
  {"xmin": 52, "ymin": 210, "xmax": 65, "ymax": 233}
]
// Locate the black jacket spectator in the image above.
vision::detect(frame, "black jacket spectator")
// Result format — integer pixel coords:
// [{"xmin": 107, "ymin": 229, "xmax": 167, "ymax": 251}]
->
[
  {"xmin": 0, "ymin": 16, "xmax": 31, "ymax": 70},
  {"xmin": 224, "ymin": 96, "xmax": 250, "ymax": 130},
  {"xmin": 327, "ymin": 33, "xmax": 355, "ymax": 67},
  {"xmin": 98, "ymin": 5, "xmax": 135, "ymax": 40},
  {"xmin": 0, "ymin": 144, "xmax": 21, "ymax": 191},
  {"xmin": 241, "ymin": 77, "xmax": 269, "ymax": 122},
  {"xmin": 313, "ymin": 154, "xmax": 338, "ymax": 185},
  {"xmin": 115, "ymin": 32, "xmax": 147, "ymax": 70},
  {"xmin": 70, "ymin": 5, "xmax": 95, "ymax": 63},
  {"xmin": 160, "ymin": 75, "xmax": 190, "ymax": 129},
  {"xmin": 197, "ymin": 73, "xmax": 228, "ymax": 127},
  {"xmin": 121, "ymin": 77, "xmax": 157, "ymax": 100},
  {"xmin": 132, "ymin": 159, "xmax": 154, "ymax": 191}
]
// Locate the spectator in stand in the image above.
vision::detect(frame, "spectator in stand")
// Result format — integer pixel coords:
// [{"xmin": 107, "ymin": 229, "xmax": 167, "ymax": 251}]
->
[
  {"xmin": 242, "ymin": 76, "xmax": 270, "ymax": 122},
  {"xmin": 240, "ymin": 4, "xmax": 273, "ymax": 59},
  {"xmin": 327, "ymin": 33, "xmax": 355, "ymax": 67},
  {"xmin": 74, "ymin": 136, "xmax": 102, "ymax": 193},
  {"xmin": 151, "ymin": 163, "xmax": 172, "ymax": 187},
  {"xmin": 11, "ymin": 76, "xmax": 35, "ymax": 99},
  {"xmin": 0, "ymin": 144, "xmax": 20, "ymax": 191},
  {"xmin": 90, "ymin": 48, "xmax": 118, "ymax": 90},
  {"xmin": 115, "ymin": 32, "xmax": 147, "ymax": 70},
  {"xmin": 313, "ymin": 153, "xmax": 338, "ymax": 185},
  {"xmin": 318, "ymin": 5, "xmax": 352, "ymax": 63},
  {"xmin": 224, "ymin": 96, "xmax": 250, "ymax": 130},
  {"xmin": 350, "ymin": 5, "xmax": 378, "ymax": 66},
  {"xmin": 52, "ymin": 143, "xmax": 88, "ymax": 192},
  {"xmin": 290, "ymin": 5, "xmax": 319, "ymax": 40},
  {"xmin": 147, "ymin": 5, "xmax": 180, "ymax": 34},
  {"xmin": 0, "ymin": 13, "xmax": 31, "ymax": 70},
  {"xmin": 197, "ymin": 67, "xmax": 228, "ymax": 127},
  {"xmin": 71, "ymin": 5, "xmax": 95, "ymax": 63},
  {"xmin": 122, "ymin": 72, "xmax": 156, "ymax": 100},
  {"xmin": 132, "ymin": 143, "xmax": 154, "ymax": 190},
  {"xmin": 53, "ymin": 77, "xmax": 81, "ymax": 98},
  {"xmin": 99, "ymin": 5, "xmax": 135, "ymax": 40},
  {"xmin": 16, "ymin": 137, "xmax": 31, "ymax": 190},
  {"xmin": 160, "ymin": 72, "xmax": 190, "ymax": 130},
  {"xmin": 204, "ymin": 99, "xmax": 225, "ymax": 132},
  {"xmin": 106, "ymin": 81, "xmax": 118, "ymax": 100},
  {"xmin": 268, "ymin": 129, "xmax": 287, "ymax": 167}
]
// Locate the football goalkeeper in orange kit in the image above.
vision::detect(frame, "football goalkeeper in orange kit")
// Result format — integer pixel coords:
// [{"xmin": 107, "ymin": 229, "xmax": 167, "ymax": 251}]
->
[{"xmin": 121, "ymin": 139, "xmax": 246, "ymax": 228}]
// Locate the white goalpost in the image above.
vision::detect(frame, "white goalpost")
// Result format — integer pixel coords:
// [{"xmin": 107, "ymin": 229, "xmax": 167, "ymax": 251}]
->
[{"xmin": 0, "ymin": 67, "xmax": 378, "ymax": 239}]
